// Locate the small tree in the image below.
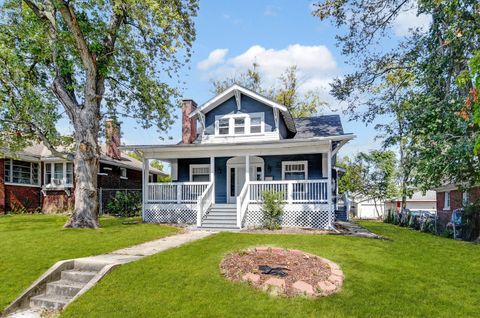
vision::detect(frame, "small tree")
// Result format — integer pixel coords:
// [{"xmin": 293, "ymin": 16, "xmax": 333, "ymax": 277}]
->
[
  {"xmin": 339, "ymin": 150, "xmax": 398, "ymax": 218},
  {"xmin": 261, "ymin": 191, "xmax": 285, "ymax": 230}
]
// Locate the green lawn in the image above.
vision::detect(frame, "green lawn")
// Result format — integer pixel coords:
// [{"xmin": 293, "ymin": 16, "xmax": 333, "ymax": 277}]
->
[
  {"xmin": 0, "ymin": 214, "xmax": 178, "ymax": 310},
  {"xmin": 63, "ymin": 222, "xmax": 479, "ymax": 318}
]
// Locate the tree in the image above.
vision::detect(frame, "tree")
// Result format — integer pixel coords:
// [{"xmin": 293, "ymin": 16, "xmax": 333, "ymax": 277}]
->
[
  {"xmin": 127, "ymin": 151, "xmax": 164, "ymax": 172},
  {"xmin": 313, "ymin": 0, "xmax": 480, "ymax": 190},
  {"xmin": 0, "ymin": 1, "xmax": 198, "ymax": 228},
  {"xmin": 339, "ymin": 150, "xmax": 398, "ymax": 218},
  {"xmin": 211, "ymin": 63, "xmax": 328, "ymax": 118}
]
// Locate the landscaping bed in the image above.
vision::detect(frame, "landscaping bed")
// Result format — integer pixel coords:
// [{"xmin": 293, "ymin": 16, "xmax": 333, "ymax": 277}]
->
[{"xmin": 220, "ymin": 247, "xmax": 343, "ymax": 297}]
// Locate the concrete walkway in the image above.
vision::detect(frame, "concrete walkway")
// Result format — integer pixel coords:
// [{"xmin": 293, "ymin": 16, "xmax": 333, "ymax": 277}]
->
[{"xmin": 6, "ymin": 230, "xmax": 215, "ymax": 318}]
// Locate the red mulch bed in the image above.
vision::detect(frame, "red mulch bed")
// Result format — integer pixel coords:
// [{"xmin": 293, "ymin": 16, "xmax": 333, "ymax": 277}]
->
[{"xmin": 220, "ymin": 247, "xmax": 338, "ymax": 297}]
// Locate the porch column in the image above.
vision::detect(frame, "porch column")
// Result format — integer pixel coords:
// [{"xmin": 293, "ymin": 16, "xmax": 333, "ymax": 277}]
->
[
  {"xmin": 210, "ymin": 156, "xmax": 215, "ymax": 204},
  {"xmin": 327, "ymin": 144, "xmax": 333, "ymax": 229},
  {"xmin": 142, "ymin": 158, "xmax": 150, "ymax": 220}
]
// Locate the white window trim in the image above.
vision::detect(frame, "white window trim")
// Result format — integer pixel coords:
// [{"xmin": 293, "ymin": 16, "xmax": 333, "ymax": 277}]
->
[
  {"xmin": 281, "ymin": 161, "xmax": 308, "ymax": 180},
  {"xmin": 462, "ymin": 191, "xmax": 469, "ymax": 206},
  {"xmin": 44, "ymin": 161, "xmax": 73, "ymax": 188},
  {"xmin": 4, "ymin": 158, "xmax": 41, "ymax": 187},
  {"xmin": 214, "ymin": 112, "xmax": 265, "ymax": 136},
  {"xmin": 444, "ymin": 191, "xmax": 451, "ymax": 210},
  {"xmin": 120, "ymin": 167, "xmax": 128, "ymax": 179},
  {"xmin": 189, "ymin": 164, "xmax": 210, "ymax": 182}
]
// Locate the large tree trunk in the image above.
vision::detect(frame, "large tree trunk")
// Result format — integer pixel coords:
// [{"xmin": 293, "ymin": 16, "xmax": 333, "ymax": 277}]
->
[{"xmin": 64, "ymin": 105, "xmax": 101, "ymax": 228}]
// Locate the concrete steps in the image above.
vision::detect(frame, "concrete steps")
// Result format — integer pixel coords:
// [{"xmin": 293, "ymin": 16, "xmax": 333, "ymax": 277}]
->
[
  {"xmin": 29, "ymin": 262, "xmax": 102, "ymax": 311},
  {"xmin": 200, "ymin": 204, "xmax": 239, "ymax": 230}
]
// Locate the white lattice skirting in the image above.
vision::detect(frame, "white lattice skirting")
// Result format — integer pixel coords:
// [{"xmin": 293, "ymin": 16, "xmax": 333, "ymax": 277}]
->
[
  {"xmin": 243, "ymin": 204, "xmax": 334, "ymax": 229},
  {"xmin": 143, "ymin": 203, "xmax": 197, "ymax": 224}
]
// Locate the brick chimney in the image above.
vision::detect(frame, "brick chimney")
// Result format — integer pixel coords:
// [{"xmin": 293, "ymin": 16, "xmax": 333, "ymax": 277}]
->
[
  {"xmin": 105, "ymin": 119, "xmax": 121, "ymax": 160},
  {"xmin": 182, "ymin": 99, "xmax": 197, "ymax": 144}
]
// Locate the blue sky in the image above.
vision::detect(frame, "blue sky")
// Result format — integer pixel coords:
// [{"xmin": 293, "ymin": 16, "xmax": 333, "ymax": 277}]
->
[{"xmin": 107, "ymin": 1, "xmax": 428, "ymax": 157}]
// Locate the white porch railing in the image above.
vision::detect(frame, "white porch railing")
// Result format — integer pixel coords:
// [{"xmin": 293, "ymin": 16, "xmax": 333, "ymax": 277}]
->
[
  {"xmin": 249, "ymin": 179, "xmax": 328, "ymax": 204},
  {"xmin": 147, "ymin": 182, "xmax": 210, "ymax": 203},
  {"xmin": 197, "ymin": 182, "xmax": 214, "ymax": 226}
]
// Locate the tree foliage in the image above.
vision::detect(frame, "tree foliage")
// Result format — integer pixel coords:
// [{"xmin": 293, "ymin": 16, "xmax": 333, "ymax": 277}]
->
[
  {"xmin": 211, "ymin": 63, "xmax": 328, "ymax": 118},
  {"xmin": 339, "ymin": 150, "xmax": 398, "ymax": 216},
  {"xmin": 0, "ymin": 0, "xmax": 198, "ymax": 227},
  {"xmin": 314, "ymin": 0, "xmax": 480, "ymax": 190}
]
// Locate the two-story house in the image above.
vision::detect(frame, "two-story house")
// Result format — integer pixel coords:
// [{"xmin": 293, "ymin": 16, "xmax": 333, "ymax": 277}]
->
[{"xmin": 125, "ymin": 85, "xmax": 355, "ymax": 230}]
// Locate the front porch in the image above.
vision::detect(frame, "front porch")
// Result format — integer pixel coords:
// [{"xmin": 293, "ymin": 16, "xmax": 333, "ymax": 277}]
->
[{"xmin": 137, "ymin": 138, "xmax": 342, "ymax": 230}]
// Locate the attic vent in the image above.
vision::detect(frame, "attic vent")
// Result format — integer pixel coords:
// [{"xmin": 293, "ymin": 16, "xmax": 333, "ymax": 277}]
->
[{"xmin": 235, "ymin": 89, "xmax": 241, "ymax": 110}]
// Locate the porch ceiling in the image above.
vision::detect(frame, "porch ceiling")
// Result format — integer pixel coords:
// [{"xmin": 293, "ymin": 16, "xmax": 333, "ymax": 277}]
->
[{"xmin": 122, "ymin": 135, "xmax": 354, "ymax": 159}]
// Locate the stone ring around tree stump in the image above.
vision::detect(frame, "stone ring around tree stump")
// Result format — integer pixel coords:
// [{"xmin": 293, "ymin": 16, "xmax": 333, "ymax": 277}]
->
[{"xmin": 220, "ymin": 247, "xmax": 344, "ymax": 298}]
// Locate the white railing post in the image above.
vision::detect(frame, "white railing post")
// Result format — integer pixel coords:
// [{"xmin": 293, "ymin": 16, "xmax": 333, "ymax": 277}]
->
[
  {"xmin": 142, "ymin": 158, "xmax": 150, "ymax": 220},
  {"xmin": 210, "ymin": 156, "xmax": 215, "ymax": 204},
  {"xmin": 327, "ymin": 143, "xmax": 333, "ymax": 228},
  {"xmin": 287, "ymin": 182, "xmax": 293, "ymax": 204},
  {"xmin": 197, "ymin": 197, "xmax": 202, "ymax": 227},
  {"xmin": 176, "ymin": 184, "xmax": 181, "ymax": 204}
]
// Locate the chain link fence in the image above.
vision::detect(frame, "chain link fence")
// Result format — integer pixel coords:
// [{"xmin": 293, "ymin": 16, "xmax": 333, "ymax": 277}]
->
[{"xmin": 99, "ymin": 188, "xmax": 142, "ymax": 216}]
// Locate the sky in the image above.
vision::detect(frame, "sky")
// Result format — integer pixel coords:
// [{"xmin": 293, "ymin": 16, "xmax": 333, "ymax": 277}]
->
[{"xmin": 76, "ymin": 1, "xmax": 429, "ymax": 158}]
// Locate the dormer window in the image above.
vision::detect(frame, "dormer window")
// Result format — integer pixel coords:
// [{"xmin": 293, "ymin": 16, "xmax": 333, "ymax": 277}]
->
[
  {"xmin": 215, "ymin": 113, "xmax": 264, "ymax": 136},
  {"xmin": 218, "ymin": 118, "xmax": 229, "ymax": 135},
  {"xmin": 234, "ymin": 118, "xmax": 245, "ymax": 134}
]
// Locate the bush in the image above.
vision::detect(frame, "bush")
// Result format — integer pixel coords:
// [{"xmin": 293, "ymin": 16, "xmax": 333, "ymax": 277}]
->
[
  {"xmin": 106, "ymin": 191, "xmax": 141, "ymax": 217},
  {"xmin": 261, "ymin": 191, "xmax": 285, "ymax": 230},
  {"xmin": 461, "ymin": 203, "xmax": 480, "ymax": 241}
]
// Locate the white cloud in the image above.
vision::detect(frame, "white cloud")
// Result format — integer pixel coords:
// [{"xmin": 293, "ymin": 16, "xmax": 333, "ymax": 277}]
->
[
  {"xmin": 393, "ymin": 6, "xmax": 431, "ymax": 36},
  {"xmin": 199, "ymin": 44, "xmax": 338, "ymax": 100},
  {"xmin": 197, "ymin": 48, "xmax": 229, "ymax": 71},
  {"xmin": 264, "ymin": 5, "xmax": 280, "ymax": 16}
]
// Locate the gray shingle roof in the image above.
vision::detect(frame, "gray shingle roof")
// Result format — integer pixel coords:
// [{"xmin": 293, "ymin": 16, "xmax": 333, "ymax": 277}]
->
[{"xmin": 293, "ymin": 115, "xmax": 345, "ymax": 139}]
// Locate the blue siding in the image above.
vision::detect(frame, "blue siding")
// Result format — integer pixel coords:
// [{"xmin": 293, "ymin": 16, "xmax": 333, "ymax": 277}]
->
[
  {"xmin": 204, "ymin": 95, "xmax": 276, "ymax": 135},
  {"xmin": 260, "ymin": 154, "xmax": 324, "ymax": 180}
]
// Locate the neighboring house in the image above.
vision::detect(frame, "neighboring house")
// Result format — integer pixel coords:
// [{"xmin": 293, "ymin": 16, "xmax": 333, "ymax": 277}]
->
[
  {"xmin": 0, "ymin": 120, "xmax": 166, "ymax": 214},
  {"xmin": 434, "ymin": 184, "xmax": 480, "ymax": 222},
  {"xmin": 125, "ymin": 84, "xmax": 355, "ymax": 230},
  {"xmin": 351, "ymin": 191, "xmax": 437, "ymax": 219}
]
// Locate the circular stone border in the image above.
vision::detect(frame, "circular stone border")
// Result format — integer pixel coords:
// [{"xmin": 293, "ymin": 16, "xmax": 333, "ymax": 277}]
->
[{"xmin": 220, "ymin": 246, "xmax": 344, "ymax": 298}]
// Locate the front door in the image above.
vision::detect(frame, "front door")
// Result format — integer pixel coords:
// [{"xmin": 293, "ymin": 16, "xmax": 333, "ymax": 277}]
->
[{"xmin": 227, "ymin": 159, "xmax": 264, "ymax": 203}]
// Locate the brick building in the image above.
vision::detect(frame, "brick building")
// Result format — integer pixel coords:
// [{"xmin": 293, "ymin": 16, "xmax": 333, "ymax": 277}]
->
[
  {"xmin": 435, "ymin": 184, "xmax": 480, "ymax": 222},
  {"xmin": 0, "ymin": 120, "xmax": 166, "ymax": 214}
]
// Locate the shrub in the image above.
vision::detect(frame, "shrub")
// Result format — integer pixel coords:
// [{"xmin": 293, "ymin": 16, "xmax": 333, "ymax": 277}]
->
[
  {"xmin": 106, "ymin": 191, "xmax": 141, "ymax": 217},
  {"xmin": 461, "ymin": 202, "xmax": 480, "ymax": 241},
  {"xmin": 261, "ymin": 191, "xmax": 285, "ymax": 230}
]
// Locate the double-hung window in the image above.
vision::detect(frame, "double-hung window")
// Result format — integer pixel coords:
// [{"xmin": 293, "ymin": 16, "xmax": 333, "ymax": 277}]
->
[
  {"xmin": 44, "ymin": 162, "xmax": 73, "ymax": 187},
  {"xmin": 282, "ymin": 161, "xmax": 308, "ymax": 180},
  {"xmin": 190, "ymin": 164, "xmax": 210, "ymax": 182},
  {"xmin": 250, "ymin": 115, "xmax": 262, "ymax": 133},
  {"xmin": 234, "ymin": 118, "xmax": 245, "ymax": 134},
  {"xmin": 4, "ymin": 159, "xmax": 39, "ymax": 186},
  {"xmin": 444, "ymin": 191, "xmax": 451, "ymax": 210},
  {"xmin": 218, "ymin": 118, "xmax": 230, "ymax": 135}
]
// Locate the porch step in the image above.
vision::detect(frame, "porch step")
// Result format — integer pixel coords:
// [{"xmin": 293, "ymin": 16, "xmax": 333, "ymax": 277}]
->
[
  {"xmin": 205, "ymin": 215, "xmax": 237, "ymax": 220},
  {"xmin": 198, "ymin": 226, "xmax": 240, "ymax": 232},
  {"xmin": 211, "ymin": 204, "xmax": 236, "ymax": 209},
  {"xmin": 202, "ymin": 219, "xmax": 237, "ymax": 226}
]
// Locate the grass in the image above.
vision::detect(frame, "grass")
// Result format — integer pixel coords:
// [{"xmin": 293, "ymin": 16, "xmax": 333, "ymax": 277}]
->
[
  {"xmin": 62, "ymin": 221, "xmax": 480, "ymax": 318},
  {"xmin": 0, "ymin": 214, "xmax": 178, "ymax": 310}
]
